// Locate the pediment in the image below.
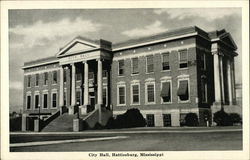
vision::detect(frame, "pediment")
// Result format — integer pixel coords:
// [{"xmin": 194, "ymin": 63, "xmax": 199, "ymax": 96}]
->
[
  {"xmin": 56, "ymin": 37, "xmax": 100, "ymax": 57},
  {"xmin": 220, "ymin": 33, "xmax": 237, "ymax": 50}
]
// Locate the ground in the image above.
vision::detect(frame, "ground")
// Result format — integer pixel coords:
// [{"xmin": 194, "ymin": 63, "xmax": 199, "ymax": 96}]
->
[{"xmin": 10, "ymin": 126, "xmax": 242, "ymax": 152}]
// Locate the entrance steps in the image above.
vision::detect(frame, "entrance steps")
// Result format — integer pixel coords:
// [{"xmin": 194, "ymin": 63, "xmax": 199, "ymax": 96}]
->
[{"xmin": 42, "ymin": 113, "xmax": 78, "ymax": 132}]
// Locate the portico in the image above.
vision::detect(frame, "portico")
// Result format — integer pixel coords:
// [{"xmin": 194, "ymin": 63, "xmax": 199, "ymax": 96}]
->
[{"xmin": 56, "ymin": 37, "xmax": 112, "ymax": 116}]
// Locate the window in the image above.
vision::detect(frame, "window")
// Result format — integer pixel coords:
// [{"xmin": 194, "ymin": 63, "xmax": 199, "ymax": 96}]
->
[
  {"xmin": 35, "ymin": 94, "xmax": 39, "ymax": 109},
  {"xmin": 89, "ymin": 72, "xmax": 94, "ymax": 80},
  {"xmin": 161, "ymin": 81, "xmax": 171, "ymax": 103},
  {"xmin": 76, "ymin": 68, "xmax": 81, "ymax": 81},
  {"xmin": 131, "ymin": 58, "xmax": 139, "ymax": 74},
  {"xmin": 146, "ymin": 55, "xmax": 154, "ymax": 73},
  {"xmin": 146, "ymin": 83, "xmax": 155, "ymax": 104},
  {"xmin": 52, "ymin": 93, "xmax": 57, "ymax": 108},
  {"xmin": 63, "ymin": 90, "xmax": 67, "ymax": 106},
  {"xmin": 35, "ymin": 74, "xmax": 39, "ymax": 86},
  {"xmin": 180, "ymin": 113, "xmax": 187, "ymax": 126},
  {"xmin": 27, "ymin": 75, "xmax": 31, "ymax": 87},
  {"xmin": 162, "ymin": 52, "xmax": 170, "ymax": 70},
  {"xmin": 44, "ymin": 72, "xmax": 48, "ymax": 85},
  {"xmin": 63, "ymin": 69, "xmax": 67, "ymax": 83},
  {"xmin": 27, "ymin": 95, "xmax": 31, "ymax": 109},
  {"xmin": 76, "ymin": 90, "xmax": 81, "ymax": 104},
  {"xmin": 43, "ymin": 94, "xmax": 48, "ymax": 109},
  {"xmin": 200, "ymin": 53, "xmax": 206, "ymax": 70},
  {"xmin": 103, "ymin": 70, "xmax": 107, "ymax": 78},
  {"xmin": 52, "ymin": 71, "xmax": 57, "ymax": 84},
  {"xmin": 179, "ymin": 50, "xmax": 188, "ymax": 68},
  {"xmin": 177, "ymin": 79, "xmax": 189, "ymax": 101},
  {"xmin": 118, "ymin": 60, "xmax": 125, "ymax": 76},
  {"xmin": 103, "ymin": 87, "xmax": 107, "ymax": 106},
  {"xmin": 146, "ymin": 114, "xmax": 155, "ymax": 127},
  {"xmin": 117, "ymin": 86, "xmax": 126, "ymax": 105},
  {"xmin": 201, "ymin": 77, "xmax": 207, "ymax": 103},
  {"xmin": 163, "ymin": 114, "xmax": 171, "ymax": 127},
  {"xmin": 131, "ymin": 84, "xmax": 140, "ymax": 104}
]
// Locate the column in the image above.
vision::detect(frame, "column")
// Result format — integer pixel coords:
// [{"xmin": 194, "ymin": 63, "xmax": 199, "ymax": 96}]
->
[
  {"xmin": 231, "ymin": 60, "xmax": 236, "ymax": 104},
  {"xmin": 219, "ymin": 56, "xmax": 225, "ymax": 104},
  {"xmin": 227, "ymin": 59, "xmax": 233, "ymax": 105},
  {"xmin": 83, "ymin": 61, "xmax": 89, "ymax": 105},
  {"xmin": 71, "ymin": 63, "xmax": 76, "ymax": 106},
  {"xmin": 213, "ymin": 51, "xmax": 222, "ymax": 104},
  {"xmin": 97, "ymin": 59, "xmax": 103, "ymax": 105},
  {"xmin": 59, "ymin": 66, "xmax": 64, "ymax": 107}
]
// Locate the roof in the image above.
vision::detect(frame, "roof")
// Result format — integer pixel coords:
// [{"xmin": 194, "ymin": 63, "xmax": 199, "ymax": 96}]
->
[
  {"xmin": 23, "ymin": 56, "xmax": 58, "ymax": 69},
  {"xmin": 113, "ymin": 26, "xmax": 210, "ymax": 50}
]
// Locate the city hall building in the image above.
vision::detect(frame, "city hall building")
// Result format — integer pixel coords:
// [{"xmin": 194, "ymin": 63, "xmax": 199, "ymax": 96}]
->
[{"xmin": 22, "ymin": 26, "xmax": 239, "ymax": 130}]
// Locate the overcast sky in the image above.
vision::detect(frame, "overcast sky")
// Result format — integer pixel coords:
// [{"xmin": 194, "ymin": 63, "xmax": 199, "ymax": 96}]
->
[{"xmin": 9, "ymin": 8, "xmax": 242, "ymax": 112}]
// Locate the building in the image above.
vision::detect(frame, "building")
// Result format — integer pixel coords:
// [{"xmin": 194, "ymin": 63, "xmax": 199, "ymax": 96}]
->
[{"xmin": 21, "ymin": 26, "xmax": 239, "ymax": 131}]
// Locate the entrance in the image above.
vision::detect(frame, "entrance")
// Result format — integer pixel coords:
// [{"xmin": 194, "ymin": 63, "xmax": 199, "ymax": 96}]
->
[{"xmin": 87, "ymin": 92, "xmax": 95, "ymax": 113}]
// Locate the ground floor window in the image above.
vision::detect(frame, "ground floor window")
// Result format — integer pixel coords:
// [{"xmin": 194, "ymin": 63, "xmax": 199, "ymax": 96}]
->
[
  {"xmin": 52, "ymin": 93, "xmax": 57, "ymax": 108},
  {"xmin": 146, "ymin": 114, "xmax": 155, "ymax": 127},
  {"xmin": 43, "ymin": 94, "xmax": 48, "ymax": 109},
  {"xmin": 180, "ymin": 113, "xmax": 187, "ymax": 126},
  {"xmin": 163, "ymin": 114, "xmax": 171, "ymax": 126},
  {"xmin": 27, "ymin": 95, "xmax": 31, "ymax": 109},
  {"xmin": 76, "ymin": 90, "xmax": 81, "ymax": 105},
  {"xmin": 35, "ymin": 94, "xmax": 39, "ymax": 109}
]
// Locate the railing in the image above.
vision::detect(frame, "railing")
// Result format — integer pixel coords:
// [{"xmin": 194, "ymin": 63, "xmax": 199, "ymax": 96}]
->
[{"xmin": 40, "ymin": 109, "xmax": 61, "ymax": 130}]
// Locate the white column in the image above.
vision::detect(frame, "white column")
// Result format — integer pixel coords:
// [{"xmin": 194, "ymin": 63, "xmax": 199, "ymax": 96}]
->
[
  {"xmin": 59, "ymin": 67, "xmax": 64, "ymax": 107},
  {"xmin": 227, "ymin": 59, "xmax": 233, "ymax": 105},
  {"xmin": 219, "ymin": 55, "xmax": 225, "ymax": 104},
  {"xmin": 97, "ymin": 59, "xmax": 103, "ymax": 105},
  {"xmin": 213, "ymin": 51, "xmax": 222, "ymax": 104},
  {"xmin": 231, "ymin": 60, "xmax": 236, "ymax": 104},
  {"xmin": 71, "ymin": 63, "xmax": 76, "ymax": 106},
  {"xmin": 83, "ymin": 61, "xmax": 89, "ymax": 105}
]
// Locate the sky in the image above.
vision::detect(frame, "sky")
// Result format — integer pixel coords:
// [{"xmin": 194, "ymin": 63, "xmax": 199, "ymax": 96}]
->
[{"xmin": 8, "ymin": 8, "xmax": 242, "ymax": 112}]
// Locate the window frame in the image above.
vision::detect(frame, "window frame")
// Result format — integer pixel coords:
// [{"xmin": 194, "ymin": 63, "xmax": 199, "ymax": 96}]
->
[
  {"xmin": 44, "ymin": 72, "xmax": 48, "ymax": 86},
  {"xmin": 177, "ymin": 77, "xmax": 190, "ymax": 103},
  {"xmin": 118, "ymin": 60, "xmax": 125, "ymax": 76},
  {"xmin": 146, "ymin": 55, "xmax": 154, "ymax": 73},
  {"xmin": 161, "ymin": 80, "xmax": 172, "ymax": 104},
  {"xmin": 130, "ymin": 83, "xmax": 140, "ymax": 105},
  {"xmin": 27, "ymin": 75, "xmax": 31, "ymax": 88},
  {"xmin": 42, "ymin": 92, "xmax": 48, "ymax": 109},
  {"xmin": 26, "ymin": 93, "xmax": 32, "ymax": 110},
  {"xmin": 145, "ymin": 81, "xmax": 156, "ymax": 105},
  {"xmin": 131, "ymin": 57, "xmax": 139, "ymax": 75},
  {"xmin": 161, "ymin": 52, "xmax": 170, "ymax": 71},
  {"xmin": 117, "ymin": 84, "xmax": 126, "ymax": 106},
  {"xmin": 35, "ymin": 74, "xmax": 39, "ymax": 86},
  {"xmin": 178, "ymin": 49, "xmax": 188, "ymax": 69},
  {"xmin": 51, "ymin": 91, "xmax": 58, "ymax": 108},
  {"xmin": 52, "ymin": 71, "xmax": 58, "ymax": 84},
  {"xmin": 34, "ymin": 92, "xmax": 40, "ymax": 110}
]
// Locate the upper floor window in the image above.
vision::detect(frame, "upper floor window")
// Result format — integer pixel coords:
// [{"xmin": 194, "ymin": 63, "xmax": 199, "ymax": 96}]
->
[
  {"xmin": 131, "ymin": 84, "xmax": 140, "ymax": 104},
  {"xmin": 117, "ymin": 85, "xmax": 126, "ymax": 105},
  {"xmin": 146, "ymin": 83, "xmax": 155, "ymax": 104},
  {"xmin": 89, "ymin": 72, "xmax": 94, "ymax": 80},
  {"xmin": 27, "ymin": 75, "xmax": 31, "ymax": 87},
  {"xmin": 35, "ymin": 74, "xmax": 39, "ymax": 86},
  {"xmin": 44, "ymin": 72, "xmax": 48, "ymax": 85},
  {"xmin": 177, "ymin": 79, "xmax": 189, "ymax": 102},
  {"xmin": 201, "ymin": 76, "xmax": 207, "ymax": 103},
  {"xmin": 63, "ymin": 69, "xmax": 67, "ymax": 83},
  {"xmin": 162, "ymin": 52, "xmax": 170, "ymax": 71},
  {"xmin": 52, "ymin": 71, "xmax": 57, "ymax": 84},
  {"xmin": 103, "ymin": 70, "xmax": 108, "ymax": 78},
  {"xmin": 131, "ymin": 58, "xmax": 139, "ymax": 74},
  {"xmin": 146, "ymin": 55, "xmax": 154, "ymax": 73},
  {"xmin": 179, "ymin": 50, "xmax": 188, "ymax": 69},
  {"xmin": 118, "ymin": 60, "xmax": 125, "ymax": 76},
  {"xmin": 26, "ymin": 95, "xmax": 31, "ymax": 109},
  {"xmin": 200, "ymin": 53, "xmax": 206, "ymax": 70},
  {"xmin": 76, "ymin": 68, "xmax": 81, "ymax": 81},
  {"xmin": 160, "ymin": 81, "xmax": 171, "ymax": 103}
]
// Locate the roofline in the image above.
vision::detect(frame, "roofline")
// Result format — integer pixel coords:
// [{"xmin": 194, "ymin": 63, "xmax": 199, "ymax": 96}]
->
[{"xmin": 22, "ymin": 59, "xmax": 59, "ymax": 69}]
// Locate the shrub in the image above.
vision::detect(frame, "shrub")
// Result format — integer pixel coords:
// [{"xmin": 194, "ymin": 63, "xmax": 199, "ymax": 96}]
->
[
  {"xmin": 185, "ymin": 113, "xmax": 199, "ymax": 126},
  {"xmin": 213, "ymin": 110, "xmax": 233, "ymax": 126},
  {"xmin": 106, "ymin": 108, "xmax": 146, "ymax": 129},
  {"xmin": 229, "ymin": 113, "xmax": 242, "ymax": 124}
]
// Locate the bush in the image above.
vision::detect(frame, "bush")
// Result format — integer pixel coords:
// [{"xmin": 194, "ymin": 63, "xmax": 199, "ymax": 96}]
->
[
  {"xmin": 185, "ymin": 113, "xmax": 199, "ymax": 126},
  {"xmin": 213, "ymin": 110, "xmax": 233, "ymax": 126},
  {"xmin": 106, "ymin": 108, "xmax": 146, "ymax": 129},
  {"xmin": 229, "ymin": 113, "xmax": 242, "ymax": 124}
]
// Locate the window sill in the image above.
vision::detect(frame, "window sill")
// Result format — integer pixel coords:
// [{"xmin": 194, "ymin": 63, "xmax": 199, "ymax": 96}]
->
[
  {"xmin": 118, "ymin": 75, "xmax": 125, "ymax": 78},
  {"xmin": 117, "ymin": 104, "xmax": 126, "ymax": 107},
  {"xmin": 131, "ymin": 73, "xmax": 139, "ymax": 76},
  {"xmin": 145, "ymin": 102, "xmax": 156, "ymax": 105},
  {"xmin": 146, "ymin": 72, "xmax": 154, "ymax": 75},
  {"xmin": 161, "ymin": 102, "xmax": 172, "ymax": 104},
  {"xmin": 130, "ymin": 103, "xmax": 140, "ymax": 106},
  {"xmin": 178, "ymin": 100, "xmax": 190, "ymax": 103}
]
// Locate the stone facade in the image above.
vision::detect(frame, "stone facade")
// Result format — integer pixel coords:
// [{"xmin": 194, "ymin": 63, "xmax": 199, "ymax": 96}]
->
[{"xmin": 22, "ymin": 26, "xmax": 238, "ymax": 129}]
